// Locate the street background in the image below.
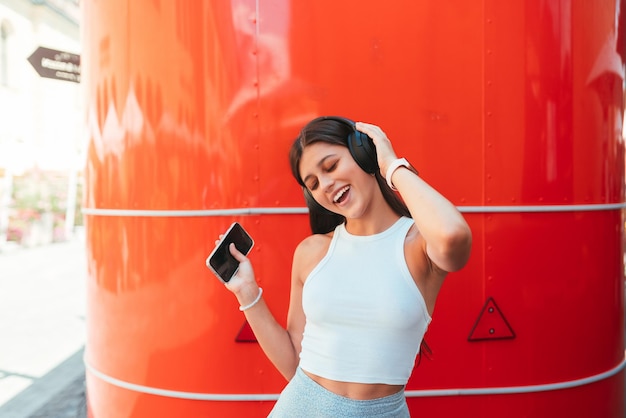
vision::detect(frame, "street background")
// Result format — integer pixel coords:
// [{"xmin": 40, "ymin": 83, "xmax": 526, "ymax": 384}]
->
[{"xmin": 0, "ymin": 235, "xmax": 87, "ymax": 418}]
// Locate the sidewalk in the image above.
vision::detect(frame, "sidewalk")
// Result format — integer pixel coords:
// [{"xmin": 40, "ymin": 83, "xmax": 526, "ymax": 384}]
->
[{"xmin": 0, "ymin": 237, "xmax": 87, "ymax": 418}]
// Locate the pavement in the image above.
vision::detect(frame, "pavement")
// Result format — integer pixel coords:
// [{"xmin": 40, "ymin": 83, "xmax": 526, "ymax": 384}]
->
[{"xmin": 0, "ymin": 236, "xmax": 87, "ymax": 418}]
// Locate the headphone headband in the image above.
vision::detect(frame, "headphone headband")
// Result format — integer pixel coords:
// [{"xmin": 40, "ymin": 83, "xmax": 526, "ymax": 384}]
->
[{"xmin": 312, "ymin": 116, "xmax": 379, "ymax": 174}]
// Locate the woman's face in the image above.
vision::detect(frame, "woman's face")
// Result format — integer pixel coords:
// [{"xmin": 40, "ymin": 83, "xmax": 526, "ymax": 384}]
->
[{"xmin": 299, "ymin": 142, "xmax": 378, "ymax": 218}]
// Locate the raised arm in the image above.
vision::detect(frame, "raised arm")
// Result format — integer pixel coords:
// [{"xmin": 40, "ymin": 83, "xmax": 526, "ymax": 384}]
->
[{"xmin": 355, "ymin": 122, "xmax": 472, "ymax": 273}]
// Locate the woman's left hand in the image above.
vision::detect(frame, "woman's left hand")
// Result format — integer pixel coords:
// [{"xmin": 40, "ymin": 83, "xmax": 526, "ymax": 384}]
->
[{"xmin": 354, "ymin": 122, "xmax": 398, "ymax": 175}]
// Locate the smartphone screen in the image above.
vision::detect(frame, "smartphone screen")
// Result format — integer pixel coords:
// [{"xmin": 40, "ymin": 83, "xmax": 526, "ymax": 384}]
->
[{"xmin": 206, "ymin": 222, "xmax": 254, "ymax": 283}]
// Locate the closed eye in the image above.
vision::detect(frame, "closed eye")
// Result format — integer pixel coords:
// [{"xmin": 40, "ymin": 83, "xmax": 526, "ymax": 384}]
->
[
  {"xmin": 302, "ymin": 156, "xmax": 340, "ymax": 191},
  {"xmin": 309, "ymin": 161, "xmax": 338, "ymax": 190}
]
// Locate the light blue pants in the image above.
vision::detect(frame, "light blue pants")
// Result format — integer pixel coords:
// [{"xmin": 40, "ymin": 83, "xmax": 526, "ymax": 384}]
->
[{"xmin": 268, "ymin": 368, "xmax": 410, "ymax": 417}]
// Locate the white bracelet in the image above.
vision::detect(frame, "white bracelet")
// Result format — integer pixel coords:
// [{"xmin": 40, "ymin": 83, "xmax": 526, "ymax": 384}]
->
[
  {"xmin": 239, "ymin": 287, "xmax": 263, "ymax": 311},
  {"xmin": 385, "ymin": 158, "xmax": 411, "ymax": 191}
]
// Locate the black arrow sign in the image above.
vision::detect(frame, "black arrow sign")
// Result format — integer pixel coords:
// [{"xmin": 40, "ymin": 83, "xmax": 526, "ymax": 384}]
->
[{"xmin": 27, "ymin": 46, "xmax": 81, "ymax": 83}]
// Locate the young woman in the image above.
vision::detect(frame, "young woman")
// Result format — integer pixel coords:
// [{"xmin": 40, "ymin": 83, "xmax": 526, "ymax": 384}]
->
[{"xmin": 217, "ymin": 117, "xmax": 472, "ymax": 417}]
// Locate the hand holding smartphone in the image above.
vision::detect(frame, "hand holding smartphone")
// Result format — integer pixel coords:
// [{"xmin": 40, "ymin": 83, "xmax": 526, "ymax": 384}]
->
[{"xmin": 206, "ymin": 222, "xmax": 254, "ymax": 283}]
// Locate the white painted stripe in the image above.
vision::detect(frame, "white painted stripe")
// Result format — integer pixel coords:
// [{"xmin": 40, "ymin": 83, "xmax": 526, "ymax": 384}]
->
[
  {"xmin": 405, "ymin": 356, "xmax": 626, "ymax": 397},
  {"xmin": 80, "ymin": 207, "xmax": 309, "ymax": 217},
  {"xmin": 84, "ymin": 360, "xmax": 279, "ymax": 401},
  {"xmin": 81, "ymin": 203, "xmax": 626, "ymax": 217},
  {"xmin": 459, "ymin": 203, "xmax": 626, "ymax": 213},
  {"xmin": 84, "ymin": 355, "xmax": 626, "ymax": 401}
]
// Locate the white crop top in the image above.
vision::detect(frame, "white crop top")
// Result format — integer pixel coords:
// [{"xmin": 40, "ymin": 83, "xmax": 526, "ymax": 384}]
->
[{"xmin": 299, "ymin": 217, "xmax": 432, "ymax": 385}]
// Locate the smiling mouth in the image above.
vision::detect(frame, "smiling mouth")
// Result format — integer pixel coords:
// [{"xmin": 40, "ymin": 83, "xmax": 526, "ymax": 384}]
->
[{"xmin": 333, "ymin": 186, "xmax": 350, "ymax": 204}]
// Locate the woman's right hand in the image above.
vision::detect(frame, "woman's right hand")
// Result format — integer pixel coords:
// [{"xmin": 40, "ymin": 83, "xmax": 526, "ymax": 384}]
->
[
  {"xmin": 225, "ymin": 242, "xmax": 257, "ymax": 291},
  {"xmin": 213, "ymin": 235, "xmax": 259, "ymax": 301}
]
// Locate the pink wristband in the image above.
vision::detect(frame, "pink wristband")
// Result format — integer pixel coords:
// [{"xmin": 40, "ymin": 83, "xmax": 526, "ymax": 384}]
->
[{"xmin": 385, "ymin": 158, "xmax": 411, "ymax": 191}]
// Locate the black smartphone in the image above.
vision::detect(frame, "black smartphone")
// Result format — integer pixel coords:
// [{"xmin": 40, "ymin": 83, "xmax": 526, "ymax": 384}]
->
[{"xmin": 206, "ymin": 222, "xmax": 254, "ymax": 283}]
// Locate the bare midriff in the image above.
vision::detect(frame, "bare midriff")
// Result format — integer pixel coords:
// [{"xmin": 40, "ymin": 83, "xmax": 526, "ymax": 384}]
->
[{"xmin": 302, "ymin": 370, "xmax": 405, "ymax": 400}]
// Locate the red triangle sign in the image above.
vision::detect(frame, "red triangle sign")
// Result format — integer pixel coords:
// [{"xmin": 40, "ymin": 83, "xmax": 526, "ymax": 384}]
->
[
  {"xmin": 236, "ymin": 321, "xmax": 258, "ymax": 343},
  {"xmin": 468, "ymin": 297, "xmax": 515, "ymax": 341}
]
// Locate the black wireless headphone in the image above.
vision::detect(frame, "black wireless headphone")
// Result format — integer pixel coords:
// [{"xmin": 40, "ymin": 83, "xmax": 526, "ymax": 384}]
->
[{"xmin": 312, "ymin": 116, "xmax": 379, "ymax": 174}]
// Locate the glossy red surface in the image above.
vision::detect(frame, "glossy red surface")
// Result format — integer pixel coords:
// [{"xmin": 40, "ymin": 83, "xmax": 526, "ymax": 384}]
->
[{"xmin": 82, "ymin": 0, "xmax": 625, "ymax": 416}]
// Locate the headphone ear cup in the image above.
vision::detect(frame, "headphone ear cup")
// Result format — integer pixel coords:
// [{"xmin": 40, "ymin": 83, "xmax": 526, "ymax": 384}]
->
[
  {"xmin": 314, "ymin": 115, "xmax": 379, "ymax": 174},
  {"xmin": 348, "ymin": 130, "xmax": 378, "ymax": 174}
]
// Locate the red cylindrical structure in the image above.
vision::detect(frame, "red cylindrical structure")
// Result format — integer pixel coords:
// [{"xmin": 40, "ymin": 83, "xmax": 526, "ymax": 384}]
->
[{"xmin": 82, "ymin": 1, "xmax": 625, "ymax": 417}]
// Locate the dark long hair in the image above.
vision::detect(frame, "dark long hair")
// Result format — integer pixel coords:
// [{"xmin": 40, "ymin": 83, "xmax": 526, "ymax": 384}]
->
[{"xmin": 289, "ymin": 117, "xmax": 410, "ymax": 234}]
